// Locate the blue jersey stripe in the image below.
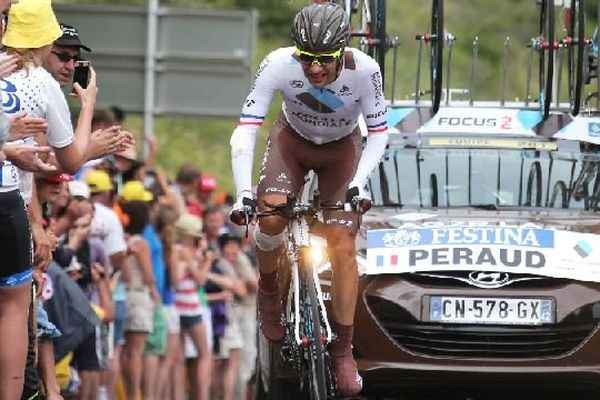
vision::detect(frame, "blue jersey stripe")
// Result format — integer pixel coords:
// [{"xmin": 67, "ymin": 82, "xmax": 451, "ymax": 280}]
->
[
  {"xmin": 367, "ymin": 121, "xmax": 387, "ymax": 128},
  {"xmin": 240, "ymin": 113, "xmax": 265, "ymax": 120}
]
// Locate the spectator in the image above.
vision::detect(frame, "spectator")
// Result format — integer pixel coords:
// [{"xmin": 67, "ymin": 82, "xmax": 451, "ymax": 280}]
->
[
  {"xmin": 173, "ymin": 213, "xmax": 214, "ymax": 400},
  {"xmin": 121, "ymin": 180, "xmax": 169, "ymax": 400},
  {"xmin": 195, "ymin": 174, "xmax": 217, "ymax": 214},
  {"xmin": 32, "ymin": 173, "xmax": 71, "ymax": 400},
  {"xmin": 53, "ymin": 181, "xmax": 111, "ymax": 400},
  {"xmin": 154, "ymin": 206, "xmax": 184, "ymax": 400},
  {"xmin": 206, "ymin": 234, "xmax": 247, "ymax": 400},
  {"xmin": 0, "ymin": 1, "xmax": 67, "ymax": 397},
  {"xmin": 83, "ymin": 169, "xmax": 128, "ymax": 398},
  {"xmin": 119, "ymin": 199, "xmax": 159, "ymax": 400},
  {"xmin": 203, "ymin": 205, "xmax": 228, "ymax": 250},
  {"xmin": 113, "ymin": 144, "xmax": 144, "ymax": 189},
  {"xmin": 42, "ymin": 24, "xmax": 129, "ymax": 164},
  {"xmin": 42, "ymin": 22, "xmax": 90, "ymax": 87},
  {"xmin": 175, "ymin": 163, "xmax": 202, "ymax": 216}
]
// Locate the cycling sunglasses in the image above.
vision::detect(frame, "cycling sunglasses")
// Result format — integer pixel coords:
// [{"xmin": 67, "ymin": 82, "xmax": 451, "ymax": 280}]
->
[
  {"xmin": 295, "ymin": 47, "xmax": 343, "ymax": 65},
  {"xmin": 52, "ymin": 51, "xmax": 80, "ymax": 63}
]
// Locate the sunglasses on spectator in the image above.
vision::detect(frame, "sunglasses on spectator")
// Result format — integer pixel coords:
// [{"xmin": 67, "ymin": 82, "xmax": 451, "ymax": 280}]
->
[
  {"xmin": 295, "ymin": 47, "xmax": 342, "ymax": 65},
  {"xmin": 51, "ymin": 51, "xmax": 80, "ymax": 63}
]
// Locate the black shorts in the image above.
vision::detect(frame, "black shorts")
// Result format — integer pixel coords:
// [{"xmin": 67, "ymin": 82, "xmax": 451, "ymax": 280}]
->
[
  {"xmin": 72, "ymin": 328, "xmax": 102, "ymax": 371},
  {"xmin": 256, "ymin": 113, "xmax": 362, "ymax": 230},
  {"xmin": 0, "ymin": 190, "xmax": 32, "ymax": 286}
]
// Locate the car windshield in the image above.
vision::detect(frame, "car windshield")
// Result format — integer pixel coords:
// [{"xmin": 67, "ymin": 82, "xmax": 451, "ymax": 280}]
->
[{"xmin": 368, "ymin": 136, "xmax": 600, "ymax": 211}]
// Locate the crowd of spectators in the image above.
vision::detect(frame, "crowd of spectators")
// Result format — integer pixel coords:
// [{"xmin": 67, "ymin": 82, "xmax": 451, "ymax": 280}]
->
[{"xmin": 0, "ymin": 1, "xmax": 258, "ymax": 400}]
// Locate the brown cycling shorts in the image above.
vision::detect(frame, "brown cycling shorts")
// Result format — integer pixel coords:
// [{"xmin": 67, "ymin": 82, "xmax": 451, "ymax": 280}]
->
[{"xmin": 256, "ymin": 113, "xmax": 361, "ymax": 230}]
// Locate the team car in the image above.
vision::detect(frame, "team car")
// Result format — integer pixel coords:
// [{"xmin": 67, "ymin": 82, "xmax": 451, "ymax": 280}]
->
[{"xmin": 326, "ymin": 105, "xmax": 600, "ymax": 398}]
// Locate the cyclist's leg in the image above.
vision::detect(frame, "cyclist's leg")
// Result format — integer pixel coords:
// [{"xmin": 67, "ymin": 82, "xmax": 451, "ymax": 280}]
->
[
  {"xmin": 255, "ymin": 113, "xmax": 309, "ymax": 341},
  {"xmin": 316, "ymin": 129, "xmax": 363, "ymax": 396}
]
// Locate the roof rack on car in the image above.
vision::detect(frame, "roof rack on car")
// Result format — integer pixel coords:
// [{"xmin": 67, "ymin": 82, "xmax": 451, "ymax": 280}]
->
[{"xmin": 389, "ymin": 0, "xmax": 598, "ymax": 119}]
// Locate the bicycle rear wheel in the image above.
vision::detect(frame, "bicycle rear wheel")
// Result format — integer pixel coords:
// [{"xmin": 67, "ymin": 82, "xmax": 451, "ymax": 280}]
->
[
  {"xmin": 567, "ymin": 0, "xmax": 585, "ymax": 115},
  {"xmin": 430, "ymin": 0, "xmax": 443, "ymax": 113},
  {"xmin": 539, "ymin": 0, "xmax": 555, "ymax": 119}
]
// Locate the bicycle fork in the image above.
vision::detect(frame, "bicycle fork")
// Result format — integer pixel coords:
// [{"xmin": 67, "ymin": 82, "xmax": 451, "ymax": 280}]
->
[{"xmin": 289, "ymin": 246, "xmax": 334, "ymax": 348}]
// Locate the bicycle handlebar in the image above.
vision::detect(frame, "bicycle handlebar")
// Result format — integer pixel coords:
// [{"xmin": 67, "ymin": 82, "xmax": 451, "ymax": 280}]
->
[{"xmin": 239, "ymin": 191, "xmax": 362, "ymax": 225}]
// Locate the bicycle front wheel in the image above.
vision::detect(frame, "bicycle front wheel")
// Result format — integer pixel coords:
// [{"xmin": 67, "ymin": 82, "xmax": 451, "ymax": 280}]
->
[{"xmin": 300, "ymin": 251, "xmax": 329, "ymax": 400}]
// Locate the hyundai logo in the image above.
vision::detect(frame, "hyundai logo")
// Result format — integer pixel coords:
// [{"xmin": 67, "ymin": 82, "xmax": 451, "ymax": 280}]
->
[{"xmin": 468, "ymin": 271, "xmax": 511, "ymax": 288}]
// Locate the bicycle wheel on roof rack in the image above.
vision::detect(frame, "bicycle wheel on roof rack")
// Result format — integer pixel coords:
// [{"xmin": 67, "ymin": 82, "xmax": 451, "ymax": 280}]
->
[
  {"xmin": 368, "ymin": 0, "xmax": 387, "ymax": 83},
  {"xmin": 567, "ymin": 0, "xmax": 585, "ymax": 115},
  {"xmin": 539, "ymin": 0, "xmax": 555, "ymax": 119},
  {"xmin": 430, "ymin": 0, "xmax": 444, "ymax": 113}
]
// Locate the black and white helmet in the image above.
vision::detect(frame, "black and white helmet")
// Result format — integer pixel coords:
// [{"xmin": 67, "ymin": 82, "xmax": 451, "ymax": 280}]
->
[{"xmin": 291, "ymin": 3, "xmax": 350, "ymax": 53}]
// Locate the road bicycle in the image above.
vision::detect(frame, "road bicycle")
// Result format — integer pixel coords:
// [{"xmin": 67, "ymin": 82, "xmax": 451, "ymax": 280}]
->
[
  {"xmin": 526, "ymin": 0, "xmax": 587, "ymax": 117},
  {"xmin": 253, "ymin": 184, "xmax": 361, "ymax": 400}
]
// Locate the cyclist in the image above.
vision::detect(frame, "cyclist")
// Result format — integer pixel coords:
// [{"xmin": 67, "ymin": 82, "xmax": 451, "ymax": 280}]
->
[{"xmin": 229, "ymin": 3, "xmax": 388, "ymax": 396}]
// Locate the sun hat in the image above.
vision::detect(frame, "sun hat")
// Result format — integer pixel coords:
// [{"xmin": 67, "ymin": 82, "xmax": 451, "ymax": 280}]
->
[
  {"xmin": 174, "ymin": 213, "xmax": 204, "ymax": 238},
  {"xmin": 121, "ymin": 180, "xmax": 153, "ymax": 202},
  {"xmin": 84, "ymin": 170, "xmax": 114, "ymax": 193},
  {"xmin": 3, "ymin": 0, "xmax": 63, "ymax": 49}
]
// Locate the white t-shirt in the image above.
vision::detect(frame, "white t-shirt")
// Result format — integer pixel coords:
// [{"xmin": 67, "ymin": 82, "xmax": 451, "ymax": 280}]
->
[
  {"xmin": 0, "ymin": 64, "xmax": 74, "ymax": 202},
  {"xmin": 91, "ymin": 202, "xmax": 127, "ymax": 257}
]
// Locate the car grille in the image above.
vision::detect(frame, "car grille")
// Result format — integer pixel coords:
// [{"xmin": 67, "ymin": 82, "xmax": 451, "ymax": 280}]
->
[{"xmin": 366, "ymin": 296, "xmax": 600, "ymax": 359}]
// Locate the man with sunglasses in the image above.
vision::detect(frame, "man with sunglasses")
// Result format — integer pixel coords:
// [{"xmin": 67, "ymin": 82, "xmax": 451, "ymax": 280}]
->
[
  {"xmin": 43, "ymin": 23, "xmax": 90, "ymax": 87},
  {"xmin": 229, "ymin": 3, "xmax": 388, "ymax": 396}
]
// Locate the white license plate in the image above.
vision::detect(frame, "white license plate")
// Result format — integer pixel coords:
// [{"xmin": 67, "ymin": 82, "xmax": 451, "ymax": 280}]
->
[{"xmin": 429, "ymin": 296, "xmax": 554, "ymax": 325}]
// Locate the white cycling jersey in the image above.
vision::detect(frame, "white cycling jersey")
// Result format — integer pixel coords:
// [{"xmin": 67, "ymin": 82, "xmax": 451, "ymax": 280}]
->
[{"xmin": 230, "ymin": 46, "xmax": 389, "ymax": 199}]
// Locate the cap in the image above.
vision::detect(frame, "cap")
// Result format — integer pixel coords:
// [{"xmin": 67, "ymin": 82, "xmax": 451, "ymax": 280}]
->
[
  {"xmin": 197, "ymin": 174, "xmax": 217, "ymax": 192},
  {"xmin": 84, "ymin": 170, "xmax": 114, "ymax": 193},
  {"xmin": 54, "ymin": 23, "xmax": 91, "ymax": 52},
  {"xmin": 115, "ymin": 144, "xmax": 139, "ymax": 163},
  {"xmin": 121, "ymin": 180, "xmax": 153, "ymax": 202},
  {"xmin": 68, "ymin": 180, "xmax": 90, "ymax": 199},
  {"xmin": 3, "ymin": 0, "xmax": 63, "ymax": 49},
  {"xmin": 174, "ymin": 213, "xmax": 204, "ymax": 238},
  {"xmin": 44, "ymin": 173, "xmax": 73, "ymax": 184}
]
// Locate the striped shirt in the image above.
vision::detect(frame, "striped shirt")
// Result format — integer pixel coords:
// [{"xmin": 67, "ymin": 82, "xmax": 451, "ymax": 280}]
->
[{"xmin": 174, "ymin": 269, "xmax": 202, "ymax": 317}]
